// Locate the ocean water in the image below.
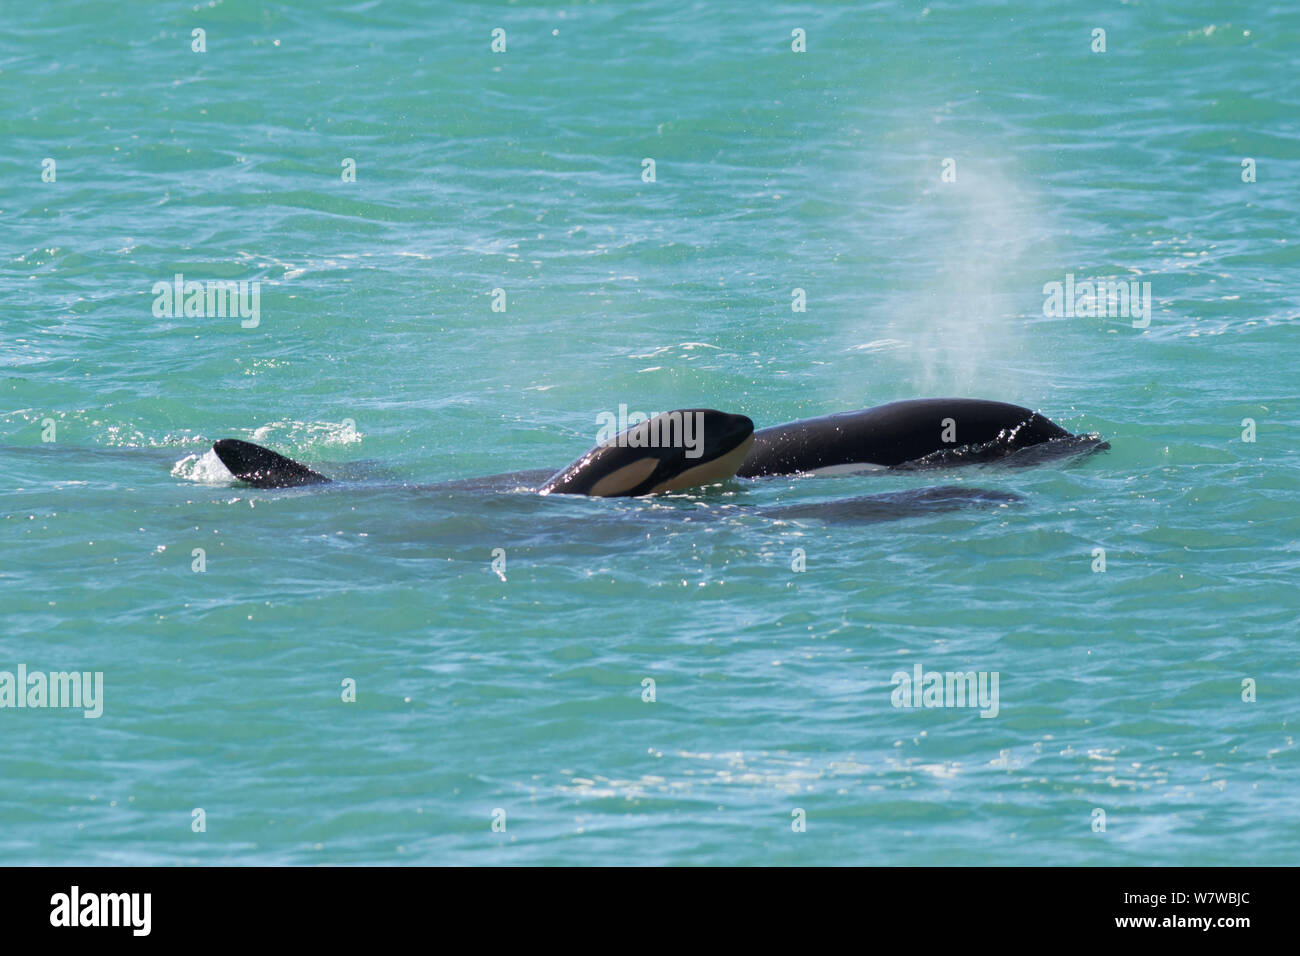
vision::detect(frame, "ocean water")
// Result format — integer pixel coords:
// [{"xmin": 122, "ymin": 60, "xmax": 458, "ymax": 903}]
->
[{"xmin": 2, "ymin": 0, "xmax": 1297, "ymax": 865}]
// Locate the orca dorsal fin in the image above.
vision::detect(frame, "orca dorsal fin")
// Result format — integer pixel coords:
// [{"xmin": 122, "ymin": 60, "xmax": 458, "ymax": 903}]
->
[{"xmin": 212, "ymin": 439, "xmax": 331, "ymax": 488}]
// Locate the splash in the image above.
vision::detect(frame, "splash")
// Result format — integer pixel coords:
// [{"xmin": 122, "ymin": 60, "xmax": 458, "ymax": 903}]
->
[{"xmin": 171, "ymin": 448, "xmax": 234, "ymax": 484}]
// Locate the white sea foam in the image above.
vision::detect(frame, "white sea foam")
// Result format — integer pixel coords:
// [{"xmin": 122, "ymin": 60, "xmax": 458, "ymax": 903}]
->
[
  {"xmin": 250, "ymin": 419, "xmax": 361, "ymax": 446},
  {"xmin": 171, "ymin": 449, "xmax": 234, "ymax": 484}
]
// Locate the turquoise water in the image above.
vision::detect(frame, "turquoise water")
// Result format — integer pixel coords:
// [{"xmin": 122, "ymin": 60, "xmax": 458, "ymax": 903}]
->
[{"xmin": 3, "ymin": 0, "xmax": 1297, "ymax": 865}]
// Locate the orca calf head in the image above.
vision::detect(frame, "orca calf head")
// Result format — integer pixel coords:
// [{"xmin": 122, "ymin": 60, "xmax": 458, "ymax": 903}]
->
[{"xmin": 540, "ymin": 409, "xmax": 755, "ymax": 497}]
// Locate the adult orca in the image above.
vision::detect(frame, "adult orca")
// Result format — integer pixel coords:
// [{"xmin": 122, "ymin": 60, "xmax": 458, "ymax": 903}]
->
[
  {"xmin": 211, "ymin": 409, "xmax": 756, "ymax": 498},
  {"xmin": 738, "ymin": 398, "xmax": 1106, "ymax": 478}
]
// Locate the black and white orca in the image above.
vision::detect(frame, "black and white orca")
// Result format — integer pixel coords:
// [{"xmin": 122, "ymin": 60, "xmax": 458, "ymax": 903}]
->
[
  {"xmin": 538, "ymin": 409, "xmax": 755, "ymax": 496},
  {"xmin": 738, "ymin": 398, "xmax": 1106, "ymax": 478}
]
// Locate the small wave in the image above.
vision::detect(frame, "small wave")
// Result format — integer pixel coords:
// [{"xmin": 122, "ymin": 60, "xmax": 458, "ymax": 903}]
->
[
  {"xmin": 249, "ymin": 419, "xmax": 362, "ymax": 447},
  {"xmin": 101, "ymin": 426, "xmax": 211, "ymax": 448},
  {"xmin": 848, "ymin": 339, "xmax": 909, "ymax": 353},
  {"xmin": 896, "ymin": 432, "xmax": 1110, "ymax": 470}
]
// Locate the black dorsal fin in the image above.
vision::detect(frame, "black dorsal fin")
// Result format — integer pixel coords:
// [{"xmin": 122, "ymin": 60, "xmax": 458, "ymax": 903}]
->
[{"xmin": 212, "ymin": 439, "xmax": 331, "ymax": 488}]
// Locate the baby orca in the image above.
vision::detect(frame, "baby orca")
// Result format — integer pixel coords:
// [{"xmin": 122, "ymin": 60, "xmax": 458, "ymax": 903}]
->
[
  {"xmin": 211, "ymin": 409, "xmax": 755, "ymax": 498},
  {"xmin": 539, "ymin": 409, "xmax": 754, "ymax": 497}
]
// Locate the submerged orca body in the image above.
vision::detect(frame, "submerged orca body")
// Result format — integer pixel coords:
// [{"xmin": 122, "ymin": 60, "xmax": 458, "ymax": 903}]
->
[
  {"xmin": 738, "ymin": 398, "xmax": 1105, "ymax": 478},
  {"xmin": 213, "ymin": 410, "xmax": 755, "ymax": 498}
]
